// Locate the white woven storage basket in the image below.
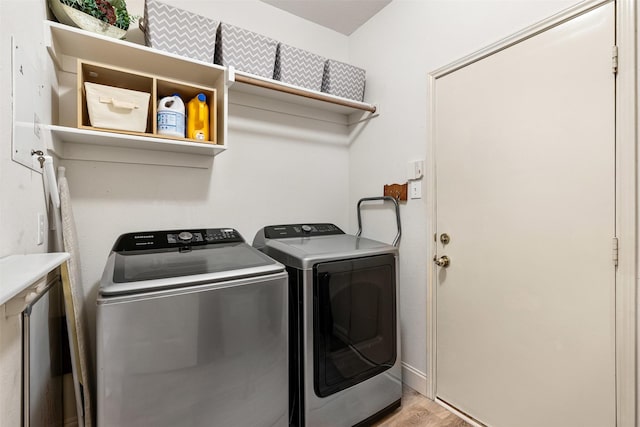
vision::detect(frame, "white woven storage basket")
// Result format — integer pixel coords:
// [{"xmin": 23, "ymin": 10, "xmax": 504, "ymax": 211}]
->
[{"xmin": 84, "ymin": 82, "xmax": 150, "ymax": 132}]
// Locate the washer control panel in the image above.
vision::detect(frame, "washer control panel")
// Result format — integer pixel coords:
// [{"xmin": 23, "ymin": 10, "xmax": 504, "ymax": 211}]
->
[
  {"xmin": 263, "ymin": 223, "xmax": 344, "ymax": 239},
  {"xmin": 113, "ymin": 228, "xmax": 244, "ymax": 252}
]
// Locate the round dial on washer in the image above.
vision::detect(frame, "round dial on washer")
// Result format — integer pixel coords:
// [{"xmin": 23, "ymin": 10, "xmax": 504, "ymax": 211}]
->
[
  {"xmin": 301, "ymin": 225, "xmax": 312, "ymax": 233},
  {"xmin": 177, "ymin": 231, "xmax": 193, "ymax": 242}
]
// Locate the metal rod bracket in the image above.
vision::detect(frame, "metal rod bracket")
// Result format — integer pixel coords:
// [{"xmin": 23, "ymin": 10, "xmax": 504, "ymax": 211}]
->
[{"xmin": 356, "ymin": 196, "xmax": 402, "ymax": 247}]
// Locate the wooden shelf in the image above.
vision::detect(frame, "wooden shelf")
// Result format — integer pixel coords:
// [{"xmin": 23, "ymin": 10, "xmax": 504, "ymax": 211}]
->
[
  {"xmin": 45, "ymin": 21, "xmax": 376, "ymax": 117},
  {"xmin": 45, "ymin": 21, "xmax": 228, "ymax": 87},
  {"xmin": 232, "ymin": 71, "xmax": 377, "ymax": 115},
  {"xmin": 47, "ymin": 125, "xmax": 221, "ymax": 168},
  {"xmin": 48, "ymin": 125, "xmax": 222, "ymax": 154}
]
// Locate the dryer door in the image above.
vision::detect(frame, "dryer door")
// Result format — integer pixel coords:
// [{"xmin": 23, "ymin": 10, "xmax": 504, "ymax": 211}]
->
[{"xmin": 313, "ymin": 254, "xmax": 396, "ymax": 397}]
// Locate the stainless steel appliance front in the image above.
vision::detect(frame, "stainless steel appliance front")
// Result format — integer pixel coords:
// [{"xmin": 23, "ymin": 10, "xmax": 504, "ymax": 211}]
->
[
  {"xmin": 254, "ymin": 225, "xmax": 402, "ymax": 427},
  {"xmin": 97, "ymin": 228, "xmax": 288, "ymax": 427}
]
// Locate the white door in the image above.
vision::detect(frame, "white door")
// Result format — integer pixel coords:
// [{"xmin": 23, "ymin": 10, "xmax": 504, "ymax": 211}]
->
[{"xmin": 434, "ymin": 3, "xmax": 616, "ymax": 427}]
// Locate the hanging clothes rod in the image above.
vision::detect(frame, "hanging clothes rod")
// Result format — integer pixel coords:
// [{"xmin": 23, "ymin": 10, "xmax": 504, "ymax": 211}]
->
[{"xmin": 234, "ymin": 74, "xmax": 377, "ymax": 113}]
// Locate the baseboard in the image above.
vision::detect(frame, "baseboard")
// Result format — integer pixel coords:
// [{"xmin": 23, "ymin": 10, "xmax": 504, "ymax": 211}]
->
[
  {"xmin": 401, "ymin": 362, "xmax": 428, "ymax": 395},
  {"xmin": 436, "ymin": 398, "xmax": 486, "ymax": 427}
]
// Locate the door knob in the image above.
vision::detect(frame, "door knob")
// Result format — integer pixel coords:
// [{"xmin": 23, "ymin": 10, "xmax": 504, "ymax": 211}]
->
[{"xmin": 434, "ymin": 255, "xmax": 450, "ymax": 268}]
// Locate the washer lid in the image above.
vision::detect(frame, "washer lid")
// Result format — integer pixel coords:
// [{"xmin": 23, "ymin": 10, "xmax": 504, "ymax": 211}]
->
[{"xmin": 100, "ymin": 241, "xmax": 284, "ymax": 296}]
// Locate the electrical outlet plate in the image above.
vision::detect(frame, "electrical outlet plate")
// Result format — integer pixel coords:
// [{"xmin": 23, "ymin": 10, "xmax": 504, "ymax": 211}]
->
[{"xmin": 37, "ymin": 213, "xmax": 45, "ymax": 245}]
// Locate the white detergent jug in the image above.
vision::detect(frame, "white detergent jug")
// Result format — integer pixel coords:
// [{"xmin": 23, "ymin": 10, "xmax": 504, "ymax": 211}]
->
[{"xmin": 157, "ymin": 94, "xmax": 185, "ymax": 138}]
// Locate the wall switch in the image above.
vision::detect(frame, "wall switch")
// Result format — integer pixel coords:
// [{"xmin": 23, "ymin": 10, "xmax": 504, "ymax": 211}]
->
[
  {"xmin": 37, "ymin": 213, "xmax": 44, "ymax": 245},
  {"xmin": 410, "ymin": 181, "xmax": 422, "ymax": 199}
]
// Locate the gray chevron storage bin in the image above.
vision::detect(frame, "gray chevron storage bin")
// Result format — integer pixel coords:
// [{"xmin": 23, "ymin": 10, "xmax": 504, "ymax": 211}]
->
[
  {"xmin": 274, "ymin": 44, "xmax": 325, "ymax": 91},
  {"xmin": 215, "ymin": 23, "xmax": 278, "ymax": 79},
  {"xmin": 321, "ymin": 60, "xmax": 366, "ymax": 101},
  {"xmin": 143, "ymin": 0, "xmax": 218, "ymax": 63}
]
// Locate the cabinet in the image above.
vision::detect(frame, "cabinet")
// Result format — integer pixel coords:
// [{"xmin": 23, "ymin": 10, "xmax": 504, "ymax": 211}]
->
[
  {"xmin": 0, "ymin": 253, "xmax": 71, "ymax": 427},
  {"xmin": 23, "ymin": 276, "xmax": 64, "ymax": 427},
  {"xmin": 46, "ymin": 21, "xmax": 229, "ymax": 167},
  {"xmin": 44, "ymin": 21, "xmax": 377, "ymax": 168},
  {"xmin": 78, "ymin": 61, "xmax": 217, "ymax": 143}
]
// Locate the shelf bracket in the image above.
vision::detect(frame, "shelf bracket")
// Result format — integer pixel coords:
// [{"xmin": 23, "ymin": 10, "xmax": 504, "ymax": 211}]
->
[
  {"xmin": 225, "ymin": 65, "xmax": 235, "ymax": 87},
  {"xmin": 43, "ymin": 22, "xmax": 61, "ymax": 71},
  {"xmin": 348, "ymin": 107, "xmax": 379, "ymax": 126}
]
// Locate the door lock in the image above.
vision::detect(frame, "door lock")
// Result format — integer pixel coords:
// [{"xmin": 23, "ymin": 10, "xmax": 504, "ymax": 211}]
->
[
  {"xmin": 440, "ymin": 233, "xmax": 450, "ymax": 245},
  {"xmin": 434, "ymin": 255, "xmax": 450, "ymax": 268}
]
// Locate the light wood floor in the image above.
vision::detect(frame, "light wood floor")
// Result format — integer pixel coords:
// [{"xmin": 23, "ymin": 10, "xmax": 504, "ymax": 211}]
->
[{"xmin": 371, "ymin": 386, "xmax": 473, "ymax": 427}]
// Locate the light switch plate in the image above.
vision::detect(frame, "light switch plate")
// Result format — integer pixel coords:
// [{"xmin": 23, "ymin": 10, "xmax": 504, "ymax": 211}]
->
[{"xmin": 410, "ymin": 181, "xmax": 422, "ymax": 199}]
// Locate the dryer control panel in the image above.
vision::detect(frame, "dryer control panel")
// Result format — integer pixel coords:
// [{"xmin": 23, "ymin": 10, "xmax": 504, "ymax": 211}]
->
[
  {"xmin": 263, "ymin": 223, "xmax": 344, "ymax": 239},
  {"xmin": 113, "ymin": 228, "xmax": 244, "ymax": 252}
]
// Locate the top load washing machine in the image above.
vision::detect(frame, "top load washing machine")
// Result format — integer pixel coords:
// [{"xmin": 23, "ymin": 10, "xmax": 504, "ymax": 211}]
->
[
  {"xmin": 97, "ymin": 228, "xmax": 288, "ymax": 427},
  {"xmin": 253, "ymin": 217, "xmax": 402, "ymax": 427}
]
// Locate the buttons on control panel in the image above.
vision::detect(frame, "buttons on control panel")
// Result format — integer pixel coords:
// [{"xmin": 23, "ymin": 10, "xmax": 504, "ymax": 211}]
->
[
  {"xmin": 204, "ymin": 228, "xmax": 239, "ymax": 242},
  {"xmin": 264, "ymin": 223, "xmax": 345, "ymax": 238},
  {"xmin": 178, "ymin": 231, "xmax": 193, "ymax": 242},
  {"xmin": 168, "ymin": 232, "xmax": 204, "ymax": 244}
]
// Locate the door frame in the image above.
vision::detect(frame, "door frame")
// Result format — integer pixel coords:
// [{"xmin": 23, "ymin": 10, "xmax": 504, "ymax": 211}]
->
[{"xmin": 425, "ymin": 1, "xmax": 637, "ymax": 426}]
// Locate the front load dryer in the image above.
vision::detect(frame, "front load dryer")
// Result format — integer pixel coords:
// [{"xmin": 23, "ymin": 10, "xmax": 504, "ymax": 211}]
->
[{"xmin": 253, "ymin": 223, "xmax": 402, "ymax": 427}]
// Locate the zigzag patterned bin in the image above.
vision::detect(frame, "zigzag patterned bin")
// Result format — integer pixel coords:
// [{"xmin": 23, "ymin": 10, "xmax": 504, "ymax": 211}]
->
[
  {"xmin": 274, "ymin": 44, "xmax": 326, "ymax": 91},
  {"xmin": 143, "ymin": 0, "xmax": 218, "ymax": 63},
  {"xmin": 215, "ymin": 23, "xmax": 278, "ymax": 79},
  {"xmin": 322, "ymin": 59, "xmax": 366, "ymax": 102}
]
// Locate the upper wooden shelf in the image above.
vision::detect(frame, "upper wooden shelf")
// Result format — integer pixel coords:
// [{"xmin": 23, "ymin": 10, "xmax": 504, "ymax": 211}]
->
[
  {"xmin": 45, "ymin": 21, "xmax": 227, "ymax": 87},
  {"xmin": 45, "ymin": 21, "xmax": 377, "ymax": 118}
]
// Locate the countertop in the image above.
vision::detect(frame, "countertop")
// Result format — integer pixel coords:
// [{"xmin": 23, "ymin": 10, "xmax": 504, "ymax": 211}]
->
[{"xmin": 0, "ymin": 253, "xmax": 70, "ymax": 306}]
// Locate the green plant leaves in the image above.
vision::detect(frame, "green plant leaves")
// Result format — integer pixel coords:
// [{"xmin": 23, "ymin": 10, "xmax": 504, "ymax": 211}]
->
[{"xmin": 59, "ymin": 0, "xmax": 131, "ymax": 29}]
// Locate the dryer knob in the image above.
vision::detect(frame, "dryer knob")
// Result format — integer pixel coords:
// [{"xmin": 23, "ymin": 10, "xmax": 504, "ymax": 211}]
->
[
  {"xmin": 177, "ymin": 231, "xmax": 193, "ymax": 242},
  {"xmin": 301, "ymin": 225, "xmax": 312, "ymax": 233}
]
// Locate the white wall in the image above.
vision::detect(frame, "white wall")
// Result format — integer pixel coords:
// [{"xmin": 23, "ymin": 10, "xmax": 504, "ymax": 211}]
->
[
  {"xmin": 0, "ymin": 1, "xmax": 54, "ymax": 424},
  {"xmin": 0, "ymin": 0, "xmax": 51, "ymax": 257},
  {"xmin": 347, "ymin": 0, "xmax": 579, "ymax": 393}
]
